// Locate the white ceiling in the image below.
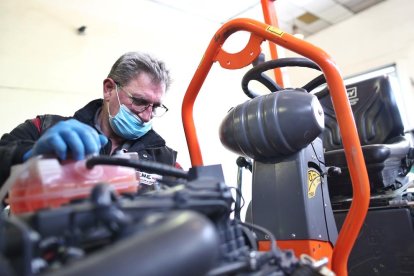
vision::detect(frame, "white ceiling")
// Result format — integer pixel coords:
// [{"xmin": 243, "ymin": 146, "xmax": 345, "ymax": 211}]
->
[{"xmin": 151, "ymin": 0, "xmax": 386, "ymax": 37}]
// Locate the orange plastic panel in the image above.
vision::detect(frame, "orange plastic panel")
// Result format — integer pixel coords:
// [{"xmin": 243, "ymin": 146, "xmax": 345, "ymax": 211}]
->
[{"xmin": 259, "ymin": 240, "xmax": 333, "ymax": 268}]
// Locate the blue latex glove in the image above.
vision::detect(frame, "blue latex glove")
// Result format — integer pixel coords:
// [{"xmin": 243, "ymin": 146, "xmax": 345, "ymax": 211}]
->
[{"xmin": 24, "ymin": 119, "xmax": 108, "ymax": 161}]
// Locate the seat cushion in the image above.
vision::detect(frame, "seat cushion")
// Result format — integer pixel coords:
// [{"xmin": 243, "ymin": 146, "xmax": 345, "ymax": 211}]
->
[{"xmin": 325, "ymin": 136, "xmax": 410, "ymax": 197}]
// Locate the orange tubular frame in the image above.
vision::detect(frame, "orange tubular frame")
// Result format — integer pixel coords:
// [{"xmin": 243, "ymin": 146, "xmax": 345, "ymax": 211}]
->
[
  {"xmin": 181, "ymin": 18, "xmax": 370, "ymax": 276},
  {"xmin": 260, "ymin": 0, "xmax": 284, "ymax": 87}
]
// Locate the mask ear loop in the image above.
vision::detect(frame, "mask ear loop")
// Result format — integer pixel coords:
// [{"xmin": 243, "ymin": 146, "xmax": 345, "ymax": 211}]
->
[
  {"xmin": 115, "ymin": 84, "xmax": 122, "ymax": 104},
  {"xmin": 109, "ymin": 85, "xmax": 146, "ymax": 124},
  {"xmin": 108, "ymin": 84, "xmax": 122, "ymax": 118}
]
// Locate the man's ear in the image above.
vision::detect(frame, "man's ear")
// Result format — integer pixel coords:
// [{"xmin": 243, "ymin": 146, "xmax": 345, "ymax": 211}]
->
[{"xmin": 103, "ymin": 78, "xmax": 116, "ymax": 100}]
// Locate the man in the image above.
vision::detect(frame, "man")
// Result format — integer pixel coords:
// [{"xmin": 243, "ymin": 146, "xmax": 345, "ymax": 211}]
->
[{"xmin": 0, "ymin": 51, "xmax": 178, "ymax": 187}]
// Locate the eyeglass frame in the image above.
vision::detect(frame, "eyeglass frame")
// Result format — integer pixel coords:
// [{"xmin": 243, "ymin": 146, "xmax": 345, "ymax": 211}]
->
[{"xmin": 115, "ymin": 82, "xmax": 169, "ymax": 117}]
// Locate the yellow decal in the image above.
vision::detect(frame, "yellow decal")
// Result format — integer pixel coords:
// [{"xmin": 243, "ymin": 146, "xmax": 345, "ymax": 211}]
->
[
  {"xmin": 266, "ymin": 26, "xmax": 284, "ymax": 37},
  {"xmin": 307, "ymin": 169, "xmax": 321, "ymax": 198}
]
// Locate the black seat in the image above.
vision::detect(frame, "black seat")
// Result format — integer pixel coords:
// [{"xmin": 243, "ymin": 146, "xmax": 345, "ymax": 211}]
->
[{"xmin": 318, "ymin": 74, "xmax": 413, "ymax": 198}]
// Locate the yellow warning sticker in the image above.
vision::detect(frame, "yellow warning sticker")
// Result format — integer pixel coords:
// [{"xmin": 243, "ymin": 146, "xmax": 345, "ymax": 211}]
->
[
  {"xmin": 266, "ymin": 26, "xmax": 284, "ymax": 37},
  {"xmin": 307, "ymin": 169, "xmax": 321, "ymax": 198}
]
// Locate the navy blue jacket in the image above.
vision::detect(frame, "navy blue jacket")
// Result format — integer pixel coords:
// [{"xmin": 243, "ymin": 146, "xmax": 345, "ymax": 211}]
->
[{"xmin": 0, "ymin": 99, "xmax": 178, "ymax": 186}]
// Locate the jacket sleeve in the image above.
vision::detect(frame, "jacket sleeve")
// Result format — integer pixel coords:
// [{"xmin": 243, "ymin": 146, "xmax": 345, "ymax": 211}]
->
[
  {"xmin": 147, "ymin": 146, "xmax": 178, "ymax": 166},
  {"xmin": 0, "ymin": 118, "xmax": 42, "ymax": 186}
]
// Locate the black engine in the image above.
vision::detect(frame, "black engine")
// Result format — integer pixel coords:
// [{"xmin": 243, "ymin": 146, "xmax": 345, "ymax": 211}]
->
[{"xmin": 0, "ymin": 156, "xmax": 331, "ymax": 276}]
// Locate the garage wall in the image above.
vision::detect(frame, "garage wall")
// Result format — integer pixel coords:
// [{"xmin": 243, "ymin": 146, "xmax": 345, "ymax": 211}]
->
[
  {"xmin": 287, "ymin": 0, "xmax": 414, "ymax": 90},
  {"xmin": 0, "ymin": 0, "xmax": 412, "ymax": 218},
  {"xmin": 0, "ymin": 0, "xmax": 228, "ymax": 168}
]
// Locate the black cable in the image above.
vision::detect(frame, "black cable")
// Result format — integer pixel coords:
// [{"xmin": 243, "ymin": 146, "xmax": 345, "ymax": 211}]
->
[
  {"xmin": 238, "ymin": 221, "xmax": 279, "ymax": 258},
  {"xmin": 230, "ymin": 186, "xmax": 245, "ymax": 216},
  {"xmin": 235, "ymin": 167, "xmax": 243, "ymax": 220},
  {"xmin": 239, "ymin": 221, "xmax": 303, "ymax": 275},
  {"xmin": 235, "ymin": 157, "xmax": 251, "ymax": 219},
  {"xmin": 86, "ymin": 156, "xmax": 189, "ymax": 179}
]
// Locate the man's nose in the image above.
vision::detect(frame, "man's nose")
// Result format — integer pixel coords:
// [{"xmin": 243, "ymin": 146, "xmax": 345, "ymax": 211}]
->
[{"xmin": 139, "ymin": 106, "xmax": 153, "ymax": 122}]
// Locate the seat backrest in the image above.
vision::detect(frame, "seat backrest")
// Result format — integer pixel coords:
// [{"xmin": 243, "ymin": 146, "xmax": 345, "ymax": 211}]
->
[{"xmin": 318, "ymin": 75, "xmax": 404, "ymax": 152}]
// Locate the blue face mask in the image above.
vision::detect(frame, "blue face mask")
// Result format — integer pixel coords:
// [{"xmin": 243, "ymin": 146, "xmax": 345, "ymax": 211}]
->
[{"xmin": 108, "ymin": 86, "xmax": 152, "ymax": 140}]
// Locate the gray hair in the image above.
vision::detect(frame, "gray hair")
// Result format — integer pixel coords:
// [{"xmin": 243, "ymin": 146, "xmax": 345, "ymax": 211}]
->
[{"xmin": 107, "ymin": 52, "xmax": 171, "ymax": 90}]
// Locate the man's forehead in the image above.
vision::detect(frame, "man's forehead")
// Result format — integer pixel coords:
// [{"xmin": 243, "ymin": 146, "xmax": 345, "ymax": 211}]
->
[
  {"xmin": 127, "ymin": 72, "xmax": 165, "ymax": 89},
  {"xmin": 125, "ymin": 75, "xmax": 166, "ymax": 101}
]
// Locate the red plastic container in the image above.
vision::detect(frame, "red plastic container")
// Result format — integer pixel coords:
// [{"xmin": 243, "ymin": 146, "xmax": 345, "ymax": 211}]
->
[{"xmin": 6, "ymin": 157, "xmax": 139, "ymax": 214}]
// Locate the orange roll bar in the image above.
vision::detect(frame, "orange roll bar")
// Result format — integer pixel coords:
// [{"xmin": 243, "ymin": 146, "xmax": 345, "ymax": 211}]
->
[
  {"xmin": 260, "ymin": 0, "xmax": 284, "ymax": 87},
  {"xmin": 181, "ymin": 18, "xmax": 370, "ymax": 276}
]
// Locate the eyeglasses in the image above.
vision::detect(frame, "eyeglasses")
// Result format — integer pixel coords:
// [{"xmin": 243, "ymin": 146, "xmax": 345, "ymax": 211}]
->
[{"xmin": 117, "ymin": 85, "xmax": 168, "ymax": 117}]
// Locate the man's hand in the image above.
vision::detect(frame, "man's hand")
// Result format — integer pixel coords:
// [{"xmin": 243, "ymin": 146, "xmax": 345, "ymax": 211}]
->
[{"xmin": 24, "ymin": 119, "xmax": 108, "ymax": 160}]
